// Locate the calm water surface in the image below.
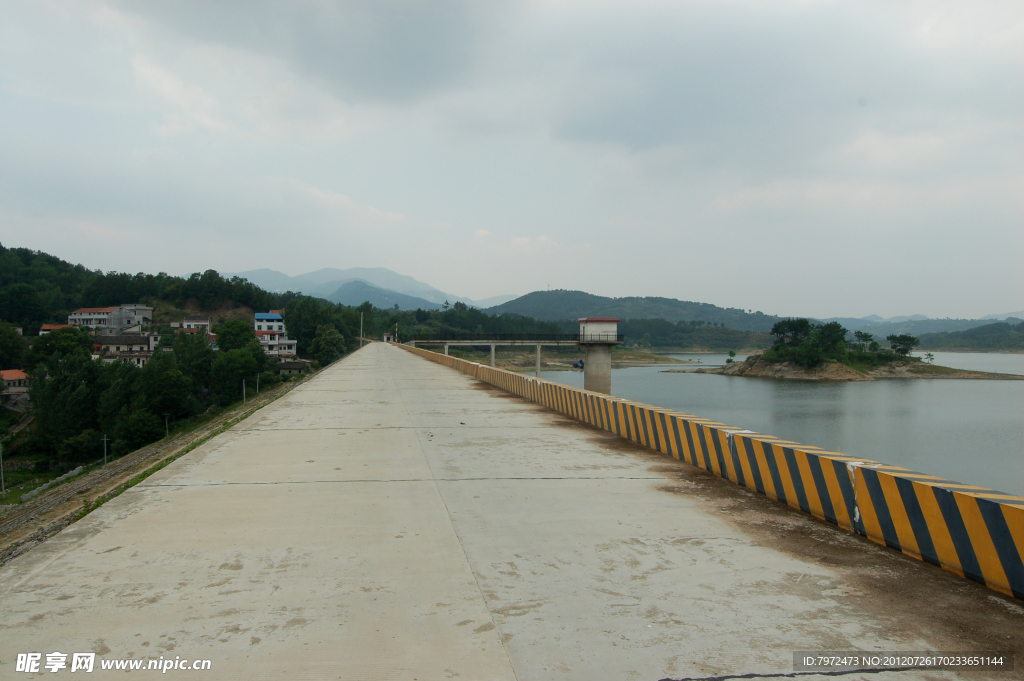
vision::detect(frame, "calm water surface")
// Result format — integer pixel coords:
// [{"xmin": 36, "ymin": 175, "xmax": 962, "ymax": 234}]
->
[{"xmin": 539, "ymin": 353, "xmax": 1024, "ymax": 496}]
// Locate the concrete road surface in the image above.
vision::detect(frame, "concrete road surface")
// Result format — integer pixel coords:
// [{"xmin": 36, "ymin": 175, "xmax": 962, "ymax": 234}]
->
[{"xmin": 1, "ymin": 343, "xmax": 1020, "ymax": 680}]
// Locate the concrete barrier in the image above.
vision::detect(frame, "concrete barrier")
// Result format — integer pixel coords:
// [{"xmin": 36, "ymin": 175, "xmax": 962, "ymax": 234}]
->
[{"xmin": 396, "ymin": 343, "xmax": 1024, "ymax": 600}]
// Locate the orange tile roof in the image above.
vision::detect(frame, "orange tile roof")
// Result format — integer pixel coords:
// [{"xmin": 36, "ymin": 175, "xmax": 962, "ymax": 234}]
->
[
  {"xmin": 40, "ymin": 323, "xmax": 74, "ymax": 330},
  {"xmin": 1, "ymin": 369, "xmax": 27, "ymax": 381}
]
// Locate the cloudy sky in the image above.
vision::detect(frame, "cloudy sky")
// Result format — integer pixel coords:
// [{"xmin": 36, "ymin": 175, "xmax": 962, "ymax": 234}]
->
[{"xmin": 1, "ymin": 0, "xmax": 1021, "ymax": 318}]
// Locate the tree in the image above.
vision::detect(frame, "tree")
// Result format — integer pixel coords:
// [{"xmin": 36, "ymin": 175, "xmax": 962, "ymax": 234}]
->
[
  {"xmin": 215, "ymin": 319, "xmax": 260, "ymax": 352},
  {"xmin": 887, "ymin": 333, "xmax": 920, "ymax": 357},
  {"xmin": 25, "ymin": 326, "xmax": 94, "ymax": 369},
  {"xmin": 0, "ymin": 322, "xmax": 29, "ymax": 368},
  {"xmin": 284, "ymin": 297, "xmax": 333, "ymax": 355},
  {"xmin": 815, "ymin": 322, "xmax": 848, "ymax": 356},
  {"xmin": 173, "ymin": 330, "xmax": 214, "ymax": 396},
  {"xmin": 309, "ymin": 325, "xmax": 346, "ymax": 366},
  {"xmin": 56, "ymin": 429, "xmax": 102, "ymax": 467},
  {"xmin": 770, "ymin": 318, "xmax": 812, "ymax": 346},
  {"xmin": 211, "ymin": 348, "xmax": 259, "ymax": 405},
  {"xmin": 29, "ymin": 352, "xmax": 104, "ymax": 457},
  {"xmin": 853, "ymin": 331, "xmax": 874, "ymax": 350},
  {"xmin": 135, "ymin": 352, "xmax": 197, "ymax": 420},
  {"xmin": 442, "ymin": 300, "xmax": 450, "ymax": 311},
  {"xmin": 0, "ymin": 282, "xmax": 45, "ymax": 329},
  {"xmin": 113, "ymin": 408, "xmax": 164, "ymax": 456},
  {"xmin": 97, "ymin": 360, "xmax": 140, "ymax": 437}
]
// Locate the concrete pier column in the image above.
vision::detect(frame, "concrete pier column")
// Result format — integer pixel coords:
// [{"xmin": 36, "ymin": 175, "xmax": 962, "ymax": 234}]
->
[
  {"xmin": 582, "ymin": 345, "xmax": 613, "ymax": 394},
  {"xmin": 577, "ymin": 318, "xmax": 621, "ymax": 395},
  {"xmin": 490, "ymin": 345, "xmax": 496, "ymax": 367},
  {"xmin": 535, "ymin": 344, "xmax": 541, "ymax": 377},
  {"xmin": 444, "ymin": 344, "xmax": 449, "ymax": 356}
]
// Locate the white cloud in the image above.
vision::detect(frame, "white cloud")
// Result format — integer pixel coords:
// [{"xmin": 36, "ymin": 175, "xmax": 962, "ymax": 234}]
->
[
  {"xmin": 131, "ymin": 54, "xmax": 229, "ymax": 135},
  {"xmin": 0, "ymin": 0, "xmax": 1022, "ymax": 317}
]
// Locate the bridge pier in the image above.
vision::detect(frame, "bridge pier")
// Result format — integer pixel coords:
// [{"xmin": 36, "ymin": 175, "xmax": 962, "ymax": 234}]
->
[
  {"xmin": 444, "ymin": 344, "xmax": 449, "ymax": 356},
  {"xmin": 578, "ymin": 318, "xmax": 622, "ymax": 394},
  {"xmin": 490, "ymin": 345, "xmax": 495, "ymax": 367},
  {"xmin": 535, "ymin": 344, "xmax": 541, "ymax": 377}
]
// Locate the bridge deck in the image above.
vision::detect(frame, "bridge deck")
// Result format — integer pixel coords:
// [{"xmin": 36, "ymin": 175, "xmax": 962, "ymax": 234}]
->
[{"xmin": 0, "ymin": 343, "xmax": 1018, "ymax": 679}]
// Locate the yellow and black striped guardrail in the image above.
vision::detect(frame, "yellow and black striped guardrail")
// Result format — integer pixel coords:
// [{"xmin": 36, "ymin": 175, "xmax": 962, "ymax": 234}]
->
[{"xmin": 396, "ymin": 343, "xmax": 1024, "ymax": 600}]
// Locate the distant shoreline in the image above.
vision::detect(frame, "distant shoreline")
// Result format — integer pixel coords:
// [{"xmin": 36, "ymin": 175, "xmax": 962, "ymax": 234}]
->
[
  {"xmin": 916, "ymin": 348, "xmax": 1024, "ymax": 354},
  {"xmin": 688, "ymin": 355, "xmax": 1024, "ymax": 381}
]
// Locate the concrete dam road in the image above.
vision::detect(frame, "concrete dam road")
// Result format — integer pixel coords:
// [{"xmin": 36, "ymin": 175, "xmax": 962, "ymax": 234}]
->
[{"xmin": 1, "ymin": 343, "xmax": 1020, "ymax": 680}]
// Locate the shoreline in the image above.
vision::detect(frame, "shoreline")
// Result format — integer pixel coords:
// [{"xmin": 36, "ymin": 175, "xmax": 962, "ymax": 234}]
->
[{"xmin": 689, "ymin": 355, "xmax": 1024, "ymax": 381}]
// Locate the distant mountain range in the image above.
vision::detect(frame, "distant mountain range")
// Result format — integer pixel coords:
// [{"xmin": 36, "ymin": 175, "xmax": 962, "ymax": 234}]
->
[
  {"xmin": 223, "ymin": 268, "xmax": 517, "ymax": 311},
  {"xmin": 485, "ymin": 290, "xmax": 1021, "ymax": 337},
  {"xmin": 225, "ymin": 268, "xmax": 1019, "ymax": 336},
  {"xmin": 325, "ymin": 280, "xmax": 442, "ymax": 310},
  {"xmin": 814, "ymin": 316, "xmax": 1015, "ymax": 338},
  {"xmin": 485, "ymin": 290, "xmax": 781, "ymax": 332}
]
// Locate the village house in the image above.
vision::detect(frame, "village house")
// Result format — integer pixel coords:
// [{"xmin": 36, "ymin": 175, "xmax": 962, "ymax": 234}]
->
[
  {"xmin": 95, "ymin": 334, "xmax": 161, "ymax": 367},
  {"xmin": 254, "ymin": 312, "xmax": 297, "ymax": 360},
  {"xmin": 68, "ymin": 304, "xmax": 154, "ymax": 336},
  {"xmin": 2, "ymin": 369, "xmax": 28, "ymax": 394},
  {"xmin": 171, "ymin": 316, "xmax": 213, "ymax": 331},
  {"xmin": 39, "ymin": 323, "xmax": 74, "ymax": 334},
  {"xmin": 277, "ymin": 360, "xmax": 311, "ymax": 376}
]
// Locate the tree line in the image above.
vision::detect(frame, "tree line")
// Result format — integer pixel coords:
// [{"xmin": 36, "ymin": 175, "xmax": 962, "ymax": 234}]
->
[
  {"xmin": 585, "ymin": 318, "xmax": 772, "ymax": 350},
  {"xmin": 763, "ymin": 318, "xmax": 920, "ymax": 367},
  {"xmin": 0, "ymin": 245, "xmax": 298, "ymax": 334},
  {"xmin": 5, "ymin": 321, "xmax": 284, "ymax": 471}
]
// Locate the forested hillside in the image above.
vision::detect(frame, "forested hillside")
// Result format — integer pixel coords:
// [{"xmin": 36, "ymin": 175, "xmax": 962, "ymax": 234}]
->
[
  {"xmin": 617, "ymin": 319, "xmax": 771, "ymax": 350},
  {"xmin": 919, "ymin": 321, "xmax": 1024, "ymax": 351},
  {"xmin": 0, "ymin": 245, "xmax": 293, "ymax": 334},
  {"xmin": 488, "ymin": 290, "xmax": 780, "ymax": 332}
]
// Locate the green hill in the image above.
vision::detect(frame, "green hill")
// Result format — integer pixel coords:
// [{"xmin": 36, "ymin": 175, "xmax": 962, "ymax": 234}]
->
[
  {"xmin": 919, "ymin": 320, "xmax": 1024, "ymax": 351},
  {"xmin": 487, "ymin": 290, "xmax": 780, "ymax": 332},
  {"xmin": 325, "ymin": 280, "xmax": 441, "ymax": 311},
  {"xmin": 0, "ymin": 244, "xmax": 289, "ymax": 334}
]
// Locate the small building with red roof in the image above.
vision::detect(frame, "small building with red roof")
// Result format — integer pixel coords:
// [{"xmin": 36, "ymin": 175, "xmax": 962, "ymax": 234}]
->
[{"xmin": 1, "ymin": 369, "xmax": 28, "ymax": 394}]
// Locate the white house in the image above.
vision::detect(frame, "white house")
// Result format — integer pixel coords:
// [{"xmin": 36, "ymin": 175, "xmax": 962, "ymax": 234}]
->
[
  {"xmin": 182, "ymin": 316, "xmax": 212, "ymax": 330},
  {"xmin": 254, "ymin": 312, "xmax": 297, "ymax": 360},
  {"xmin": 68, "ymin": 304, "xmax": 153, "ymax": 336}
]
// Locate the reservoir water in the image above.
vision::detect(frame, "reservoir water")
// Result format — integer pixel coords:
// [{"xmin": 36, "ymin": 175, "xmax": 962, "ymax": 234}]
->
[{"xmin": 536, "ymin": 352, "xmax": 1024, "ymax": 497}]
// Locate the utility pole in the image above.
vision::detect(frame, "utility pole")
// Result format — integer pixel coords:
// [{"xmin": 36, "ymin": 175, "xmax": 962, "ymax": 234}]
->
[
  {"xmin": 256, "ymin": 372, "xmax": 259, "ymax": 395},
  {"xmin": 163, "ymin": 413, "xmax": 170, "ymax": 439},
  {"xmin": 101, "ymin": 434, "xmax": 108, "ymax": 465},
  {"xmin": 243, "ymin": 379, "xmax": 246, "ymax": 405},
  {"xmin": 395, "ymin": 322, "xmax": 398, "ymax": 344},
  {"xmin": 360, "ymin": 313, "xmax": 363, "ymax": 348},
  {"xmin": 1, "ymin": 442, "xmax": 5, "ymax": 496}
]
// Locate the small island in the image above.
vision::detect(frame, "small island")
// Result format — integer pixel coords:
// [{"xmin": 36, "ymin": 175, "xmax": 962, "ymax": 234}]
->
[{"xmin": 692, "ymin": 319, "xmax": 1023, "ymax": 381}]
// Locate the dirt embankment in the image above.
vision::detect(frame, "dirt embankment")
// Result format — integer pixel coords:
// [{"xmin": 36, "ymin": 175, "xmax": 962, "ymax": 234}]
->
[{"xmin": 694, "ymin": 355, "xmax": 1024, "ymax": 381}]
